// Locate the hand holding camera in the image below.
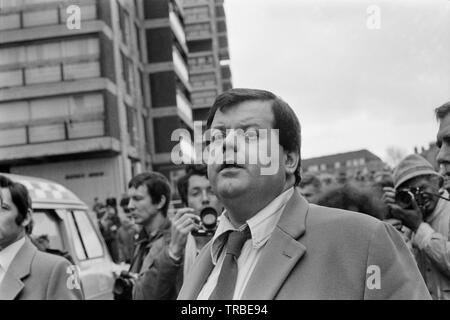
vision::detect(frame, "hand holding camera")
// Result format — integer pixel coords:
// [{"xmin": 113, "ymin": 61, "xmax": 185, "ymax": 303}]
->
[
  {"xmin": 113, "ymin": 270, "xmax": 138, "ymax": 300},
  {"xmin": 191, "ymin": 206, "xmax": 218, "ymax": 237},
  {"xmin": 169, "ymin": 208, "xmax": 201, "ymax": 261},
  {"xmin": 382, "ymin": 186, "xmax": 423, "ymax": 232}
]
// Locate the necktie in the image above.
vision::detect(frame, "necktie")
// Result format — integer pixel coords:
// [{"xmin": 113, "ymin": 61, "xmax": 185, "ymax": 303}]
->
[{"xmin": 209, "ymin": 227, "xmax": 251, "ymax": 300}]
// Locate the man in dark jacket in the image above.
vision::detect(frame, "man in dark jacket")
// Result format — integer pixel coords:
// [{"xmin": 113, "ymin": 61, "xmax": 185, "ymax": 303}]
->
[{"xmin": 125, "ymin": 172, "xmax": 183, "ymax": 300}]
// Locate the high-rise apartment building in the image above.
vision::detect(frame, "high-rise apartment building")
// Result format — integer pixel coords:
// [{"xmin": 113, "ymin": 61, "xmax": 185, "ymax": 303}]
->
[
  {"xmin": 182, "ymin": 0, "xmax": 232, "ymax": 121},
  {"xmin": 0, "ymin": 0, "xmax": 230, "ymax": 207}
]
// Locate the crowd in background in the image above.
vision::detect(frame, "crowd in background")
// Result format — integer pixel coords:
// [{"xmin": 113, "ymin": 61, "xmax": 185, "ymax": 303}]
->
[{"xmin": 2, "ymin": 88, "xmax": 449, "ymax": 300}]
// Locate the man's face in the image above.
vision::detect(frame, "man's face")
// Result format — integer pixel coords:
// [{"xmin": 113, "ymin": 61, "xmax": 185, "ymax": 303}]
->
[
  {"xmin": 299, "ymin": 185, "xmax": 320, "ymax": 203},
  {"xmin": 187, "ymin": 175, "xmax": 222, "ymax": 215},
  {"xmin": 400, "ymin": 176, "xmax": 440, "ymax": 217},
  {"xmin": 207, "ymin": 101, "xmax": 288, "ymax": 203},
  {"xmin": 437, "ymin": 113, "xmax": 450, "ymax": 190},
  {"xmin": 0, "ymin": 188, "xmax": 25, "ymax": 249},
  {"xmin": 127, "ymin": 185, "xmax": 162, "ymax": 226}
]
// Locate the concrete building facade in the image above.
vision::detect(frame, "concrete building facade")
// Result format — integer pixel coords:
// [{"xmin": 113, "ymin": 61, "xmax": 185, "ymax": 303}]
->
[
  {"xmin": 0, "ymin": 0, "xmax": 231, "ymax": 207},
  {"xmin": 182, "ymin": 0, "xmax": 232, "ymax": 121},
  {"xmin": 302, "ymin": 149, "xmax": 386, "ymax": 181}
]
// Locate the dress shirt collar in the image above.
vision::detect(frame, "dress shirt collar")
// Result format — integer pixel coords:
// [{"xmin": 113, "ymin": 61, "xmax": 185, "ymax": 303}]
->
[
  {"xmin": 210, "ymin": 187, "xmax": 295, "ymax": 264},
  {"xmin": 0, "ymin": 237, "xmax": 26, "ymax": 273}
]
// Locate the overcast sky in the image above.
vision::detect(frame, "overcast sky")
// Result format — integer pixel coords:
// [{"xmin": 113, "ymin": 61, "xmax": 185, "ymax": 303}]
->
[{"xmin": 223, "ymin": 0, "xmax": 450, "ymax": 164}]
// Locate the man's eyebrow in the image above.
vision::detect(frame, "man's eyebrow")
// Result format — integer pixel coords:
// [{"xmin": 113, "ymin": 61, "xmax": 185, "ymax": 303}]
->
[{"xmin": 211, "ymin": 122, "xmax": 264, "ymax": 130}]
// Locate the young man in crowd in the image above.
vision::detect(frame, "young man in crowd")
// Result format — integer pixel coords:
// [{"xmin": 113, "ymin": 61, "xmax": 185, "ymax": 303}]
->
[
  {"xmin": 124, "ymin": 172, "xmax": 180, "ymax": 300},
  {"xmin": 298, "ymin": 172, "xmax": 323, "ymax": 204}
]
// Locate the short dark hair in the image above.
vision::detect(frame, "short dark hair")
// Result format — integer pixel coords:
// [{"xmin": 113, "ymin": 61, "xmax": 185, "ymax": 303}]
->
[
  {"xmin": 128, "ymin": 172, "xmax": 172, "ymax": 217},
  {"xmin": 299, "ymin": 173, "xmax": 322, "ymax": 189},
  {"xmin": 206, "ymin": 88, "xmax": 302, "ymax": 186},
  {"xmin": 177, "ymin": 164, "xmax": 208, "ymax": 206},
  {"xmin": 435, "ymin": 101, "xmax": 450, "ymax": 120},
  {"xmin": 0, "ymin": 175, "xmax": 32, "ymax": 225}
]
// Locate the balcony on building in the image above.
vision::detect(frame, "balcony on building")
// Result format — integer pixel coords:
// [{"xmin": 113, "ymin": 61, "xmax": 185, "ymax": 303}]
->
[
  {"xmin": 185, "ymin": 22, "xmax": 212, "ymax": 41},
  {"xmin": 0, "ymin": 3, "xmax": 122, "ymax": 164},
  {"xmin": 0, "ymin": 0, "xmax": 114, "ymax": 44},
  {"xmin": 182, "ymin": 0, "xmax": 210, "ymax": 9}
]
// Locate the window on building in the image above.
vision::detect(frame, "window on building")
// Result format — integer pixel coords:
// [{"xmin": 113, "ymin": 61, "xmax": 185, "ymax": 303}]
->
[
  {"xmin": 0, "ymin": 13, "xmax": 21, "ymax": 31},
  {"xmin": 0, "ymin": 69, "xmax": 23, "ymax": 88},
  {"xmin": 334, "ymin": 162, "xmax": 341, "ymax": 169},
  {"xmin": 121, "ymin": 52, "xmax": 132, "ymax": 95},
  {"xmin": 67, "ymin": 94, "xmax": 104, "ymax": 139},
  {"xmin": 23, "ymin": 9, "xmax": 59, "ymax": 28},
  {"xmin": 25, "ymin": 64, "xmax": 61, "ymax": 85},
  {"xmin": 0, "ymin": 38, "xmax": 100, "ymax": 89},
  {"xmin": 135, "ymin": 22, "xmax": 142, "ymax": 58},
  {"xmin": 0, "ymin": 93, "xmax": 105, "ymax": 146},
  {"xmin": 142, "ymin": 115, "xmax": 150, "ymax": 152},
  {"xmin": 126, "ymin": 105, "xmax": 138, "ymax": 146},
  {"xmin": 118, "ymin": 4, "xmax": 130, "ymax": 45},
  {"xmin": 63, "ymin": 60, "xmax": 101, "ymax": 80},
  {"xmin": 0, "ymin": 128, "xmax": 27, "ymax": 147}
]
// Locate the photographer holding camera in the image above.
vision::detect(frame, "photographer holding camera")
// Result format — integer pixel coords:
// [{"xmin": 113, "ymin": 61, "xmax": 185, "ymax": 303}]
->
[
  {"xmin": 172, "ymin": 165, "xmax": 223, "ymax": 280},
  {"xmin": 382, "ymin": 154, "xmax": 450, "ymax": 300}
]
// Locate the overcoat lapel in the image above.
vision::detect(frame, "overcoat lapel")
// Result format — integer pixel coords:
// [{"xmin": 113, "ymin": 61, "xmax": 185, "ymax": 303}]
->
[
  {"xmin": 177, "ymin": 243, "xmax": 214, "ymax": 299},
  {"xmin": 241, "ymin": 190, "xmax": 309, "ymax": 299},
  {"xmin": 0, "ymin": 239, "xmax": 35, "ymax": 300}
]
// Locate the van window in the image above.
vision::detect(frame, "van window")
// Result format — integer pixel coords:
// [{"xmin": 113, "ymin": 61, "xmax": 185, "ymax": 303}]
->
[
  {"xmin": 65, "ymin": 210, "xmax": 88, "ymax": 260},
  {"xmin": 71, "ymin": 210, "xmax": 104, "ymax": 259},
  {"xmin": 31, "ymin": 210, "xmax": 64, "ymax": 252}
]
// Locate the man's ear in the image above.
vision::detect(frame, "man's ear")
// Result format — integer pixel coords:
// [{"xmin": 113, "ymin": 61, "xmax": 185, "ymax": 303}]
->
[
  {"xmin": 21, "ymin": 209, "xmax": 32, "ymax": 228},
  {"xmin": 284, "ymin": 150, "xmax": 300, "ymax": 176},
  {"xmin": 156, "ymin": 195, "xmax": 167, "ymax": 210}
]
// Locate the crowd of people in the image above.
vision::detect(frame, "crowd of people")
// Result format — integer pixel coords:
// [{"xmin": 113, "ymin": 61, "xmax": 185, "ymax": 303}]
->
[{"xmin": 0, "ymin": 88, "xmax": 449, "ymax": 300}]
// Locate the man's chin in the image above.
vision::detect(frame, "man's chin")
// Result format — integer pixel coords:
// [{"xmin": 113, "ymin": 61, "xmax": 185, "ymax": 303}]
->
[{"xmin": 216, "ymin": 180, "xmax": 247, "ymax": 199}]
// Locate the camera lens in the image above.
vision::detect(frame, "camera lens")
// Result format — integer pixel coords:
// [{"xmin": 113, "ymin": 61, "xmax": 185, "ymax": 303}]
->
[
  {"xmin": 200, "ymin": 207, "xmax": 218, "ymax": 230},
  {"xmin": 395, "ymin": 190, "xmax": 414, "ymax": 209}
]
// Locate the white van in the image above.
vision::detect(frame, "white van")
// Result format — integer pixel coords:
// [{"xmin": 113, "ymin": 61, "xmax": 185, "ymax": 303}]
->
[{"xmin": 4, "ymin": 173, "xmax": 123, "ymax": 300}]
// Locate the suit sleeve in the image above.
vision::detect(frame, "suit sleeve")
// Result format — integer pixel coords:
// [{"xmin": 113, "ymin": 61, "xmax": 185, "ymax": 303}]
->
[
  {"xmin": 363, "ymin": 221, "xmax": 431, "ymax": 300},
  {"xmin": 46, "ymin": 259, "xmax": 85, "ymax": 300},
  {"xmin": 133, "ymin": 245, "xmax": 183, "ymax": 300}
]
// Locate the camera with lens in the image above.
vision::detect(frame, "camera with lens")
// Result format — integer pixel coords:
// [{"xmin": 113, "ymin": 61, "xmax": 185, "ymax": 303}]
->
[
  {"xmin": 395, "ymin": 188, "xmax": 427, "ymax": 210},
  {"xmin": 113, "ymin": 271, "xmax": 137, "ymax": 300},
  {"xmin": 191, "ymin": 206, "xmax": 218, "ymax": 237}
]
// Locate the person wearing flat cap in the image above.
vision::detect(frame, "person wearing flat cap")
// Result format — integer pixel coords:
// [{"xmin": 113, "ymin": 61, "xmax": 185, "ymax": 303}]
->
[{"xmin": 382, "ymin": 154, "xmax": 450, "ymax": 300}]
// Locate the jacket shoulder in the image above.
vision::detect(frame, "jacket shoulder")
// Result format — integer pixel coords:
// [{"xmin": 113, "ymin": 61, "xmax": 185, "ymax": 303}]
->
[
  {"xmin": 307, "ymin": 204, "xmax": 382, "ymax": 232},
  {"xmin": 31, "ymin": 250, "xmax": 73, "ymax": 276},
  {"xmin": 304, "ymin": 204, "xmax": 387, "ymax": 247}
]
